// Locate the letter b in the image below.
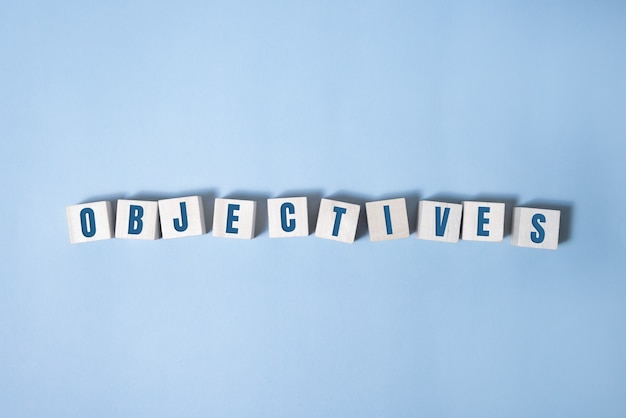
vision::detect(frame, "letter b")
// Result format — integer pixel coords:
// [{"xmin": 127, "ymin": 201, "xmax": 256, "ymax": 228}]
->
[{"xmin": 128, "ymin": 205, "xmax": 144, "ymax": 234}]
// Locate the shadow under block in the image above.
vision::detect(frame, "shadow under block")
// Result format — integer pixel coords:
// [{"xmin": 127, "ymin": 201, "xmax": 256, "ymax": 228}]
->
[
  {"xmin": 511, "ymin": 207, "xmax": 560, "ymax": 250},
  {"xmin": 213, "ymin": 198, "xmax": 257, "ymax": 239},
  {"xmin": 315, "ymin": 198, "xmax": 361, "ymax": 243},
  {"xmin": 365, "ymin": 198, "xmax": 410, "ymax": 242},
  {"xmin": 267, "ymin": 197, "xmax": 309, "ymax": 238},
  {"xmin": 115, "ymin": 200, "xmax": 161, "ymax": 240},
  {"xmin": 158, "ymin": 196, "xmax": 207, "ymax": 239},
  {"xmin": 66, "ymin": 201, "xmax": 114, "ymax": 243},
  {"xmin": 461, "ymin": 201, "xmax": 505, "ymax": 242},
  {"xmin": 416, "ymin": 200, "xmax": 463, "ymax": 243}
]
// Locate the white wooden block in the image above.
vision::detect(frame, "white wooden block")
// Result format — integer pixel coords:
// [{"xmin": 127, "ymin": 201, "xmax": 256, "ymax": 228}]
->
[
  {"xmin": 66, "ymin": 201, "xmax": 114, "ymax": 244},
  {"xmin": 461, "ymin": 201, "xmax": 505, "ymax": 242},
  {"xmin": 115, "ymin": 200, "xmax": 161, "ymax": 240},
  {"xmin": 365, "ymin": 198, "xmax": 409, "ymax": 242},
  {"xmin": 315, "ymin": 198, "xmax": 361, "ymax": 243},
  {"xmin": 212, "ymin": 198, "xmax": 257, "ymax": 239},
  {"xmin": 267, "ymin": 197, "xmax": 309, "ymax": 238},
  {"xmin": 158, "ymin": 196, "xmax": 207, "ymax": 239},
  {"xmin": 416, "ymin": 200, "xmax": 463, "ymax": 243},
  {"xmin": 511, "ymin": 207, "xmax": 560, "ymax": 250}
]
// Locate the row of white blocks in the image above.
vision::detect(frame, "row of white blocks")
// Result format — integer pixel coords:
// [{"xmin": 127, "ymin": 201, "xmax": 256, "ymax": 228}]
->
[{"xmin": 66, "ymin": 197, "xmax": 561, "ymax": 249}]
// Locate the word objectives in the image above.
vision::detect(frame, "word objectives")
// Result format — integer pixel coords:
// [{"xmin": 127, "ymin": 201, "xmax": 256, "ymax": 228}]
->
[{"xmin": 66, "ymin": 196, "xmax": 561, "ymax": 250}]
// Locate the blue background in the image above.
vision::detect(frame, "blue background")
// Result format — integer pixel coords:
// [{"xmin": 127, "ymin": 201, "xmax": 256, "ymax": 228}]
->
[{"xmin": 2, "ymin": 1, "xmax": 626, "ymax": 417}]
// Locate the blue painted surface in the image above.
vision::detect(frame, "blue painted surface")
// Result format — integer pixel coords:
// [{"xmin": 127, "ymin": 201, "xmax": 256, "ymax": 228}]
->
[{"xmin": 1, "ymin": 1, "xmax": 626, "ymax": 417}]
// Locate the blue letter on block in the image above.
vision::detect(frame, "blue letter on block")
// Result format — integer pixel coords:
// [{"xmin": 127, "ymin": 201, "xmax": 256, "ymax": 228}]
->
[
  {"xmin": 80, "ymin": 208, "xmax": 96, "ymax": 237},
  {"xmin": 280, "ymin": 202, "xmax": 296, "ymax": 232},
  {"xmin": 226, "ymin": 204, "xmax": 240, "ymax": 234},
  {"xmin": 173, "ymin": 202, "xmax": 188, "ymax": 232},
  {"xmin": 383, "ymin": 205, "xmax": 393, "ymax": 235},
  {"xmin": 477, "ymin": 206, "xmax": 490, "ymax": 236},
  {"xmin": 128, "ymin": 205, "xmax": 144, "ymax": 235},
  {"xmin": 332, "ymin": 206, "xmax": 347, "ymax": 237},
  {"xmin": 435, "ymin": 206, "xmax": 450, "ymax": 237},
  {"xmin": 531, "ymin": 213, "xmax": 546, "ymax": 243}
]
